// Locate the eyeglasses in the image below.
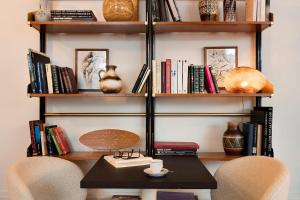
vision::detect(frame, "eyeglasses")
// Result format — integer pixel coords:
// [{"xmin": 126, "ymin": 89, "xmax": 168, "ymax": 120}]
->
[{"xmin": 113, "ymin": 149, "xmax": 141, "ymax": 160}]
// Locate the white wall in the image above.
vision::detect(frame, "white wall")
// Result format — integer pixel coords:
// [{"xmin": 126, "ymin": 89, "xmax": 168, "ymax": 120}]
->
[{"xmin": 0, "ymin": 0, "xmax": 299, "ymax": 199}]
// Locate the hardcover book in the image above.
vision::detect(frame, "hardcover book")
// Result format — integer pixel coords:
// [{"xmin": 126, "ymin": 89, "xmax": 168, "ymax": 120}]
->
[
  {"xmin": 156, "ymin": 60, "xmax": 162, "ymax": 94},
  {"xmin": 204, "ymin": 66, "xmax": 216, "ymax": 93},
  {"xmin": 171, "ymin": 60, "xmax": 178, "ymax": 94},
  {"xmin": 161, "ymin": 62, "xmax": 166, "ymax": 93},
  {"xmin": 52, "ymin": 127, "xmax": 70, "ymax": 155},
  {"xmin": 45, "ymin": 64, "xmax": 53, "ymax": 94},
  {"xmin": 132, "ymin": 64, "xmax": 147, "ymax": 93},
  {"xmin": 50, "ymin": 128, "xmax": 62, "ymax": 155},
  {"xmin": 243, "ymin": 122, "xmax": 256, "ymax": 156},
  {"xmin": 177, "ymin": 60, "xmax": 183, "ymax": 93},
  {"xmin": 154, "ymin": 141, "xmax": 199, "ymax": 150},
  {"xmin": 66, "ymin": 67, "xmax": 78, "ymax": 93},
  {"xmin": 29, "ymin": 120, "xmax": 40, "ymax": 156},
  {"xmin": 152, "ymin": 60, "xmax": 157, "ymax": 95},
  {"xmin": 165, "ymin": 59, "xmax": 172, "ymax": 93},
  {"xmin": 199, "ymin": 66, "xmax": 205, "ymax": 93},
  {"xmin": 182, "ymin": 60, "xmax": 188, "ymax": 93},
  {"xmin": 51, "ymin": 65, "xmax": 60, "ymax": 94}
]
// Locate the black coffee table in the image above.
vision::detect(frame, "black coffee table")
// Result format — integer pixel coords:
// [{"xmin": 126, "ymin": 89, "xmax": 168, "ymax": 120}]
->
[{"xmin": 81, "ymin": 155, "xmax": 217, "ymax": 189}]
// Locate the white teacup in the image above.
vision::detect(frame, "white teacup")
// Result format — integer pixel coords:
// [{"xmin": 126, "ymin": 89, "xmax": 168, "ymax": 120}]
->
[{"xmin": 150, "ymin": 159, "xmax": 163, "ymax": 174}]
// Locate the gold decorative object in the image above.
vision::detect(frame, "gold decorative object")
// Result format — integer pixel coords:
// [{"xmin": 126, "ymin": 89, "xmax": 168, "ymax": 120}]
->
[
  {"xmin": 224, "ymin": 67, "xmax": 267, "ymax": 93},
  {"xmin": 103, "ymin": 0, "xmax": 134, "ymax": 21},
  {"xmin": 131, "ymin": 0, "xmax": 139, "ymax": 21}
]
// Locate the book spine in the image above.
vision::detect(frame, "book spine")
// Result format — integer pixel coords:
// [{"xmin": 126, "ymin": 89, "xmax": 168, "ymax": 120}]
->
[
  {"xmin": 34, "ymin": 124, "xmax": 42, "ymax": 155},
  {"xmin": 156, "ymin": 60, "xmax": 161, "ymax": 94},
  {"xmin": 66, "ymin": 68, "xmax": 78, "ymax": 93},
  {"xmin": 172, "ymin": 0, "xmax": 182, "ymax": 21},
  {"xmin": 29, "ymin": 121, "xmax": 38, "ymax": 156},
  {"xmin": 204, "ymin": 66, "xmax": 216, "ymax": 93},
  {"xmin": 152, "ymin": 0, "xmax": 161, "ymax": 22},
  {"xmin": 40, "ymin": 124, "xmax": 48, "ymax": 156},
  {"xmin": 27, "ymin": 53, "xmax": 37, "ymax": 93},
  {"xmin": 58, "ymin": 67, "xmax": 65, "ymax": 93},
  {"xmin": 165, "ymin": 59, "xmax": 172, "ymax": 94},
  {"xmin": 267, "ymin": 108, "xmax": 273, "ymax": 157},
  {"xmin": 265, "ymin": 0, "xmax": 270, "ymax": 20},
  {"xmin": 177, "ymin": 60, "xmax": 183, "ymax": 94},
  {"xmin": 199, "ymin": 66, "xmax": 205, "ymax": 93},
  {"xmin": 188, "ymin": 65, "xmax": 191, "ymax": 93},
  {"xmin": 40, "ymin": 63, "xmax": 49, "ymax": 93},
  {"xmin": 190, "ymin": 65, "xmax": 195, "ymax": 93},
  {"xmin": 254, "ymin": 0, "xmax": 258, "ymax": 21},
  {"xmin": 46, "ymin": 64, "xmax": 53, "ymax": 94},
  {"xmin": 193, "ymin": 66, "xmax": 200, "ymax": 93},
  {"xmin": 243, "ymin": 122, "xmax": 255, "ymax": 156},
  {"xmin": 53, "ymin": 128, "xmax": 70, "ymax": 155},
  {"xmin": 261, "ymin": 109, "xmax": 268, "ymax": 156},
  {"xmin": 209, "ymin": 67, "xmax": 219, "ymax": 93},
  {"xmin": 171, "ymin": 61, "xmax": 178, "ymax": 94},
  {"xmin": 152, "ymin": 60, "xmax": 157, "ymax": 95},
  {"xmin": 50, "ymin": 128, "xmax": 62, "ymax": 155},
  {"xmin": 62, "ymin": 67, "xmax": 71, "ymax": 93},
  {"xmin": 252, "ymin": 124, "xmax": 257, "ymax": 155},
  {"xmin": 260, "ymin": 0, "xmax": 266, "ymax": 21},
  {"xmin": 36, "ymin": 62, "xmax": 43, "ymax": 94},
  {"xmin": 64, "ymin": 67, "xmax": 73, "ymax": 93},
  {"xmin": 132, "ymin": 64, "xmax": 147, "ymax": 93},
  {"xmin": 159, "ymin": 0, "xmax": 169, "ymax": 21},
  {"xmin": 182, "ymin": 60, "xmax": 188, "ymax": 94},
  {"xmin": 165, "ymin": 0, "xmax": 176, "ymax": 21},
  {"xmin": 161, "ymin": 62, "xmax": 166, "ymax": 93},
  {"xmin": 45, "ymin": 126, "xmax": 54, "ymax": 155},
  {"xmin": 256, "ymin": 124, "xmax": 263, "ymax": 156},
  {"xmin": 51, "ymin": 65, "xmax": 60, "ymax": 94}
]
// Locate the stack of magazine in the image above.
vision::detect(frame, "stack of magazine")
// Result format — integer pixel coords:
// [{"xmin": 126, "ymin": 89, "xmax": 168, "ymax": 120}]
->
[{"xmin": 50, "ymin": 10, "xmax": 97, "ymax": 21}]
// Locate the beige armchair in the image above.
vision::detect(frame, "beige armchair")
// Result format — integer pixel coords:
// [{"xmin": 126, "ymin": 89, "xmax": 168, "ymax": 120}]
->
[
  {"xmin": 7, "ymin": 156, "xmax": 87, "ymax": 200},
  {"xmin": 211, "ymin": 156, "xmax": 290, "ymax": 200}
]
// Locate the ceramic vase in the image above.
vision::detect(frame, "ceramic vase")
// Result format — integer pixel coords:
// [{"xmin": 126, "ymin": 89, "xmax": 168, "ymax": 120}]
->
[
  {"xmin": 199, "ymin": 0, "xmax": 218, "ymax": 21},
  {"xmin": 100, "ymin": 65, "xmax": 123, "ymax": 93},
  {"xmin": 223, "ymin": 122, "xmax": 244, "ymax": 155},
  {"xmin": 103, "ymin": 0, "xmax": 134, "ymax": 21},
  {"xmin": 223, "ymin": 0, "xmax": 237, "ymax": 21}
]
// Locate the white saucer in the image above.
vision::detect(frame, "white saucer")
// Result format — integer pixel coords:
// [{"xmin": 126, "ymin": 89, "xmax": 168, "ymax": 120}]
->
[{"xmin": 144, "ymin": 168, "xmax": 169, "ymax": 177}]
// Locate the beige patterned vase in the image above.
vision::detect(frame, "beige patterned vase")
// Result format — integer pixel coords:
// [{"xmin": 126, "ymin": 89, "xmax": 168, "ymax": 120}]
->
[
  {"xmin": 223, "ymin": 122, "xmax": 244, "ymax": 155},
  {"xmin": 103, "ymin": 0, "xmax": 134, "ymax": 21},
  {"xmin": 199, "ymin": 0, "xmax": 218, "ymax": 21},
  {"xmin": 99, "ymin": 65, "xmax": 123, "ymax": 93}
]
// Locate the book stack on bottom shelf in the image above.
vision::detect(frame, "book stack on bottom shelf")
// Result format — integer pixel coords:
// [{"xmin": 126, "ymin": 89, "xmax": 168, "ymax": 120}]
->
[
  {"xmin": 154, "ymin": 141, "xmax": 199, "ymax": 156},
  {"xmin": 243, "ymin": 106, "xmax": 273, "ymax": 157},
  {"xmin": 28, "ymin": 120, "xmax": 71, "ymax": 157}
]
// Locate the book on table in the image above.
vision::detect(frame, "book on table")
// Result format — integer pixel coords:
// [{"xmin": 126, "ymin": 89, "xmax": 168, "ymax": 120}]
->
[{"xmin": 104, "ymin": 154, "xmax": 153, "ymax": 168}]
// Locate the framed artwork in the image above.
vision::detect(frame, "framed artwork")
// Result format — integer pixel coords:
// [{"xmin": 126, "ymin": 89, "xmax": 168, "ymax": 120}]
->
[
  {"xmin": 75, "ymin": 49, "xmax": 109, "ymax": 91},
  {"xmin": 204, "ymin": 46, "xmax": 238, "ymax": 87}
]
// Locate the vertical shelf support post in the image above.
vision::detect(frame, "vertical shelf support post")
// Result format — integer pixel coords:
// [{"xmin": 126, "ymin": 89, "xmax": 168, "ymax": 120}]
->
[
  {"xmin": 40, "ymin": 25, "xmax": 46, "ymax": 122},
  {"xmin": 256, "ymin": 31, "xmax": 262, "ymax": 107}
]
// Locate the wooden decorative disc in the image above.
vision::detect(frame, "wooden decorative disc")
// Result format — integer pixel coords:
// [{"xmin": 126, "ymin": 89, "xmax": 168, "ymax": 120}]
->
[{"xmin": 79, "ymin": 129, "xmax": 140, "ymax": 150}]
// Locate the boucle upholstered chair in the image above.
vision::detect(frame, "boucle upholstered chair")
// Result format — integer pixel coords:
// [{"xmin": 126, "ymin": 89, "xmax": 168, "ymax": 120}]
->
[
  {"xmin": 211, "ymin": 156, "xmax": 290, "ymax": 200},
  {"xmin": 7, "ymin": 156, "xmax": 87, "ymax": 200}
]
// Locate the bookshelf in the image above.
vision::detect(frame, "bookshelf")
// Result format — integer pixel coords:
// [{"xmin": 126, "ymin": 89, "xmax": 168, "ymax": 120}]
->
[{"xmin": 27, "ymin": 0, "xmax": 273, "ymax": 160}]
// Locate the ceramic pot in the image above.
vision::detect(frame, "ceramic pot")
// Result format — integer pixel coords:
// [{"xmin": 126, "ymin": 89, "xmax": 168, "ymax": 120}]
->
[
  {"xmin": 224, "ymin": 0, "xmax": 236, "ymax": 21},
  {"xmin": 199, "ymin": 0, "xmax": 218, "ymax": 21},
  {"xmin": 223, "ymin": 122, "xmax": 244, "ymax": 155},
  {"xmin": 100, "ymin": 65, "xmax": 123, "ymax": 93},
  {"xmin": 35, "ymin": 9, "xmax": 50, "ymax": 21},
  {"xmin": 103, "ymin": 0, "xmax": 134, "ymax": 21}
]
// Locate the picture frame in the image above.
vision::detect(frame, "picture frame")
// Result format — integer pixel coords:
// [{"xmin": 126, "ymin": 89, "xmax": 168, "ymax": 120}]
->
[
  {"xmin": 75, "ymin": 49, "xmax": 109, "ymax": 91},
  {"xmin": 204, "ymin": 46, "xmax": 238, "ymax": 87}
]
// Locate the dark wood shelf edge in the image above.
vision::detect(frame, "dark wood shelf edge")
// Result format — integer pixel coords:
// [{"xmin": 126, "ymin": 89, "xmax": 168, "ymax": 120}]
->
[
  {"xmin": 58, "ymin": 151, "xmax": 241, "ymax": 161},
  {"xmin": 28, "ymin": 93, "xmax": 147, "ymax": 98}
]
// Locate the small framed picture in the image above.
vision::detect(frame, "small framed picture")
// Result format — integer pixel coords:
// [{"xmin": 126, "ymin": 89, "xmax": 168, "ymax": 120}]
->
[
  {"xmin": 204, "ymin": 46, "xmax": 238, "ymax": 87},
  {"xmin": 75, "ymin": 49, "xmax": 109, "ymax": 91}
]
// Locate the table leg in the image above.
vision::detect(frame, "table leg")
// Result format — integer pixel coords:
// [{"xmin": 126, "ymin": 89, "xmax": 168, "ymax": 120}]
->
[{"xmin": 141, "ymin": 189, "xmax": 157, "ymax": 200}]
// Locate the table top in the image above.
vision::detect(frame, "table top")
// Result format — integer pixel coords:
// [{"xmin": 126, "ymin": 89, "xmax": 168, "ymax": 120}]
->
[{"xmin": 80, "ymin": 155, "xmax": 217, "ymax": 189}]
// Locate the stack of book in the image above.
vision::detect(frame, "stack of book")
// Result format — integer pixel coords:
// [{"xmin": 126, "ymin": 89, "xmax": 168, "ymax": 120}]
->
[
  {"xmin": 104, "ymin": 154, "xmax": 152, "ymax": 168},
  {"xmin": 152, "ymin": 0, "xmax": 182, "ymax": 22},
  {"xmin": 27, "ymin": 49, "xmax": 78, "ymax": 94},
  {"xmin": 50, "ymin": 10, "xmax": 97, "ymax": 21},
  {"xmin": 152, "ymin": 59, "xmax": 219, "ymax": 95},
  {"xmin": 29, "ymin": 120, "xmax": 71, "ymax": 156},
  {"xmin": 132, "ymin": 64, "xmax": 150, "ymax": 93},
  {"xmin": 243, "ymin": 106, "xmax": 273, "ymax": 157},
  {"xmin": 154, "ymin": 141, "xmax": 199, "ymax": 156},
  {"xmin": 157, "ymin": 191, "xmax": 198, "ymax": 200},
  {"xmin": 245, "ymin": 0, "xmax": 271, "ymax": 22}
]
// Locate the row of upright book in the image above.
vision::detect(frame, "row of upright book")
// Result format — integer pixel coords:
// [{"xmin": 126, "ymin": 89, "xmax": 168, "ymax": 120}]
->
[
  {"xmin": 28, "ymin": 120, "xmax": 71, "ymax": 157},
  {"xmin": 246, "ymin": 0, "xmax": 271, "ymax": 22},
  {"xmin": 27, "ymin": 49, "xmax": 78, "ymax": 94},
  {"xmin": 152, "ymin": 59, "xmax": 219, "ymax": 95},
  {"xmin": 243, "ymin": 107, "xmax": 273, "ymax": 157},
  {"xmin": 152, "ymin": 0, "xmax": 182, "ymax": 22}
]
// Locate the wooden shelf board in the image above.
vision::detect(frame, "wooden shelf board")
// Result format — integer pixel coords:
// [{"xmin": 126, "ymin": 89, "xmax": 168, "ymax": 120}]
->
[
  {"xmin": 59, "ymin": 151, "xmax": 241, "ymax": 161},
  {"xmin": 155, "ymin": 92, "xmax": 273, "ymax": 98},
  {"xmin": 28, "ymin": 21, "xmax": 146, "ymax": 34},
  {"xmin": 28, "ymin": 93, "xmax": 146, "ymax": 97},
  {"xmin": 154, "ymin": 21, "xmax": 272, "ymax": 33}
]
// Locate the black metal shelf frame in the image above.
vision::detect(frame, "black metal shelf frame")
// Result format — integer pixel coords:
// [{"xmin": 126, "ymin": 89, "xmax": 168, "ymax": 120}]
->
[{"xmin": 37, "ymin": 0, "xmax": 270, "ymax": 156}]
